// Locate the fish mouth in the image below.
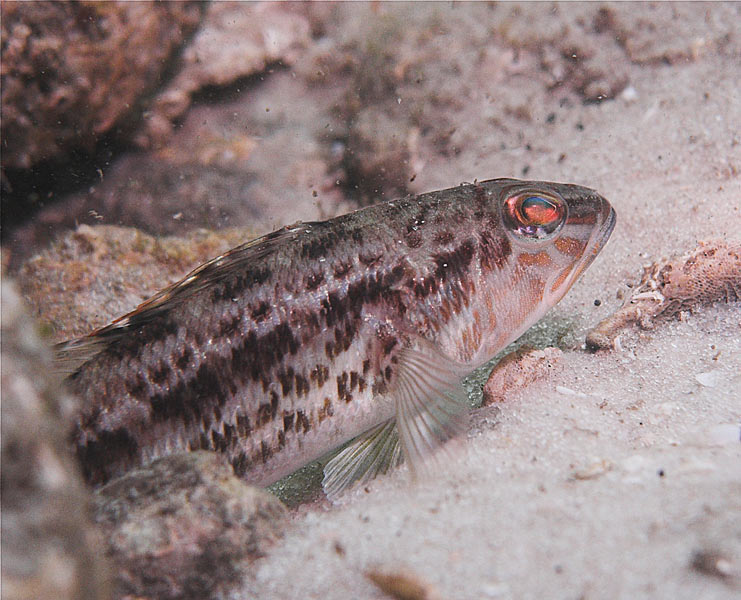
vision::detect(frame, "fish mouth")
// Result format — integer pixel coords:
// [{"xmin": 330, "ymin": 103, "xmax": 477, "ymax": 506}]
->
[
  {"xmin": 572, "ymin": 198, "xmax": 616, "ymax": 281},
  {"xmin": 595, "ymin": 201, "xmax": 617, "ymax": 253}
]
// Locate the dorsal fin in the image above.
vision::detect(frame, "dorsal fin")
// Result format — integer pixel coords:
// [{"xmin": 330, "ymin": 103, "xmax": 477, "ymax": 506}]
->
[{"xmin": 54, "ymin": 222, "xmax": 312, "ymax": 373}]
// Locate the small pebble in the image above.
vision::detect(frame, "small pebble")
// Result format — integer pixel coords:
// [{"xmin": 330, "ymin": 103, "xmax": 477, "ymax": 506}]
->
[
  {"xmin": 482, "ymin": 347, "xmax": 563, "ymax": 405},
  {"xmin": 620, "ymin": 85, "xmax": 638, "ymax": 102},
  {"xmin": 571, "ymin": 458, "xmax": 613, "ymax": 480},
  {"xmin": 706, "ymin": 424, "xmax": 741, "ymax": 445},
  {"xmin": 555, "ymin": 385, "xmax": 589, "ymax": 399},
  {"xmin": 366, "ymin": 569, "xmax": 441, "ymax": 600},
  {"xmin": 691, "ymin": 550, "xmax": 740, "ymax": 581},
  {"xmin": 695, "ymin": 370, "xmax": 723, "ymax": 387}
]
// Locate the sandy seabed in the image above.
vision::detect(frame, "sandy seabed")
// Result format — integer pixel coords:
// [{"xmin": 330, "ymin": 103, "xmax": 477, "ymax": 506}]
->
[
  {"xmin": 5, "ymin": 2, "xmax": 739, "ymax": 599},
  {"xmin": 246, "ymin": 4, "xmax": 741, "ymax": 599}
]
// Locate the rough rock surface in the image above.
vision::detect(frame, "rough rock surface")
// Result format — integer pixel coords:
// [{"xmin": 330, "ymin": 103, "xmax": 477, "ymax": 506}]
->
[
  {"xmin": 7, "ymin": 2, "xmax": 739, "ymax": 267},
  {"xmin": 18, "ymin": 224, "xmax": 259, "ymax": 341},
  {"xmin": 0, "ymin": 1, "xmax": 202, "ymax": 170},
  {"xmin": 92, "ymin": 451, "xmax": 288, "ymax": 600},
  {"xmin": 1, "ymin": 281, "xmax": 110, "ymax": 600},
  {"xmin": 135, "ymin": 1, "xmax": 313, "ymax": 149},
  {"xmin": 482, "ymin": 346, "xmax": 564, "ymax": 406},
  {"xmin": 586, "ymin": 240, "xmax": 741, "ymax": 351},
  {"xmin": 3, "ymin": 3, "xmax": 741, "ymax": 599}
]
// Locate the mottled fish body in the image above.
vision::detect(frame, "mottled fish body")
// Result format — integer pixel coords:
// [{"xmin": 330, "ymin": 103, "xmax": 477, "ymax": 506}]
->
[{"xmin": 62, "ymin": 179, "xmax": 615, "ymax": 496}]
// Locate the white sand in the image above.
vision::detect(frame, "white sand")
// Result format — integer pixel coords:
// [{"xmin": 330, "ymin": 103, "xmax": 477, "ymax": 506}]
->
[{"xmin": 246, "ymin": 4, "xmax": 741, "ymax": 599}]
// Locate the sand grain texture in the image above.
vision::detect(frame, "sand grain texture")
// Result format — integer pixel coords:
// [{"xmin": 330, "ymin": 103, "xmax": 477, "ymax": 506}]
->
[{"xmin": 5, "ymin": 3, "xmax": 740, "ymax": 599}]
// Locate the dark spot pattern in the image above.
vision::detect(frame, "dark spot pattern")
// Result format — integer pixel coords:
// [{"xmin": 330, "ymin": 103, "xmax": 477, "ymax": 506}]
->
[
  {"xmin": 223, "ymin": 422, "xmax": 236, "ymax": 445},
  {"xmin": 479, "ymin": 231, "xmax": 511, "ymax": 272},
  {"xmin": 70, "ymin": 178, "xmax": 556, "ymax": 486},
  {"xmin": 433, "ymin": 239, "xmax": 475, "ymax": 281},
  {"xmin": 301, "ymin": 237, "xmax": 331, "ymax": 260},
  {"xmin": 257, "ymin": 391, "xmax": 279, "ymax": 426},
  {"xmin": 306, "ymin": 271, "xmax": 325, "ymax": 291},
  {"xmin": 211, "ymin": 429, "xmax": 227, "ymax": 452},
  {"xmin": 232, "ymin": 452, "xmax": 249, "ymax": 476},
  {"xmin": 211, "ymin": 268, "xmax": 272, "ymax": 303},
  {"xmin": 125, "ymin": 374, "xmax": 147, "ymax": 399},
  {"xmin": 283, "ymin": 412, "xmax": 295, "ymax": 433},
  {"xmin": 250, "ymin": 301, "xmax": 271, "ymax": 321},
  {"xmin": 359, "ymin": 251, "xmax": 384, "ymax": 267},
  {"xmin": 260, "ymin": 440, "xmax": 272, "ymax": 463},
  {"xmin": 295, "ymin": 373, "xmax": 310, "ymax": 397},
  {"xmin": 175, "ymin": 347, "xmax": 194, "ymax": 371},
  {"xmin": 406, "ymin": 231, "xmax": 423, "ymax": 248},
  {"xmin": 149, "ymin": 359, "xmax": 233, "ymax": 425},
  {"xmin": 409, "ymin": 276, "xmax": 438, "ymax": 299},
  {"xmin": 382, "ymin": 337, "xmax": 398, "ymax": 355},
  {"xmin": 76, "ymin": 427, "xmax": 139, "ymax": 486},
  {"xmin": 310, "ymin": 364, "xmax": 330, "ymax": 386},
  {"xmin": 278, "ymin": 367, "xmax": 295, "ymax": 396},
  {"xmin": 216, "ymin": 313, "xmax": 242, "ymax": 337},
  {"xmin": 236, "ymin": 413, "xmax": 252, "ymax": 437},
  {"xmin": 337, "ymin": 372, "xmax": 352, "ymax": 403},
  {"xmin": 317, "ymin": 397, "xmax": 334, "ymax": 423},
  {"xmin": 296, "ymin": 410, "xmax": 311, "ymax": 433},
  {"xmin": 149, "ymin": 360, "xmax": 170, "ymax": 385},
  {"xmin": 333, "ymin": 262, "xmax": 353, "ymax": 278},
  {"xmin": 435, "ymin": 231, "xmax": 455, "ymax": 245},
  {"xmin": 372, "ymin": 376, "xmax": 387, "ymax": 396}
]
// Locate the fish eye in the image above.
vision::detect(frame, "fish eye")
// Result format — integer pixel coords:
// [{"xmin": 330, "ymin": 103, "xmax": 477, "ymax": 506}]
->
[{"xmin": 503, "ymin": 192, "xmax": 567, "ymax": 240}]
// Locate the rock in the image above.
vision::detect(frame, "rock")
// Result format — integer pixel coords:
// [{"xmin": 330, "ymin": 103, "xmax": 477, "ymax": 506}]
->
[
  {"xmin": 0, "ymin": 1, "xmax": 203, "ymax": 170},
  {"xmin": 93, "ymin": 451, "xmax": 288, "ymax": 600},
  {"xmin": 366, "ymin": 568, "xmax": 442, "ymax": 600},
  {"xmin": 586, "ymin": 240, "xmax": 741, "ymax": 351},
  {"xmin": 495, "ymin": 3, "xmax": 630, "ymax": 103},
  {"xmin": 17, "ymin": 224, "xmax": 259, "ymax": 342},
  {"xmin": 603, "ymin": 3, "xmax": 740, "ymax": 65},
  {"xmin": 482, "ymin": 346, "xmax": 564, "ymax": 406},
  {"xmin": 135, "ymin": 2, "xmax": 312, "ymax": 149},
  {"xmin": 4, "ymin": 152, "xmax": 271, "ymax": 270},
  {"xmin": 1, "ymin": 281, "xmax": 111, "ymax": 600}
]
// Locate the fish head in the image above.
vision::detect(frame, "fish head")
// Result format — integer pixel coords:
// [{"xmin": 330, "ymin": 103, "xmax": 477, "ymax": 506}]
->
[
  {"xmin": 467, "ymin": 179, "xmax": 616, "ymax": 362},
  {"xmin": 499, "ymin": 179, "xmax": 615, "ymax": 301}
]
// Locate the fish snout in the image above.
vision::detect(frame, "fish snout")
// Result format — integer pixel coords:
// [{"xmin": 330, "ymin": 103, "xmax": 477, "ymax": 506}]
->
[{"xmin": 596, "ymin": 196, "xmax": 617, "ymax": 252}]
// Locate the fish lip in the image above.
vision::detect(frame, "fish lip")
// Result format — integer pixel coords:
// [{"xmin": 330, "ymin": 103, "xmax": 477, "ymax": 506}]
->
[
  {"xmin": 596, "ymin": 201, "xmax": 617, "ymax": 252},
  {"xmin": 569, "ymin": 199, "xmax": 616, "ymax": 283}
]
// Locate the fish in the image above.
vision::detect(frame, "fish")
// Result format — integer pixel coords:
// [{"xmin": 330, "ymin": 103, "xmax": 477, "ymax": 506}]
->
[{"xmin": 59, "ymin": 178, "xmax": 615, "ymax": 497}]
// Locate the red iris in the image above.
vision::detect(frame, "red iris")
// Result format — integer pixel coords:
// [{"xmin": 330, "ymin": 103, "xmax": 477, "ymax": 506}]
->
[
  {"xmin": 521, "ymin": 196, "xmax": 560, "ymax": 225},
  {"xmin": 504, "ymin": 193, "xmax": 566, "ymax": 239}
]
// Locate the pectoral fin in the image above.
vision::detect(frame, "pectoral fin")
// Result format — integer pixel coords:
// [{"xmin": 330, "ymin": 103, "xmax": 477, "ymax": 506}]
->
[
  {"xmin": 321, "ymin": 340, "xmax": 469, "ymax": 498},
  {"xmin": 394, "ymin": 342, "xmax": 469, "ymax": 478}
]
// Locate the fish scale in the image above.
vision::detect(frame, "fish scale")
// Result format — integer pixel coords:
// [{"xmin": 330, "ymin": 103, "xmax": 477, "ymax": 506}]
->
[{"xmin": 60, "ymin": 178, "xmax": 615, "ymax": 496}]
